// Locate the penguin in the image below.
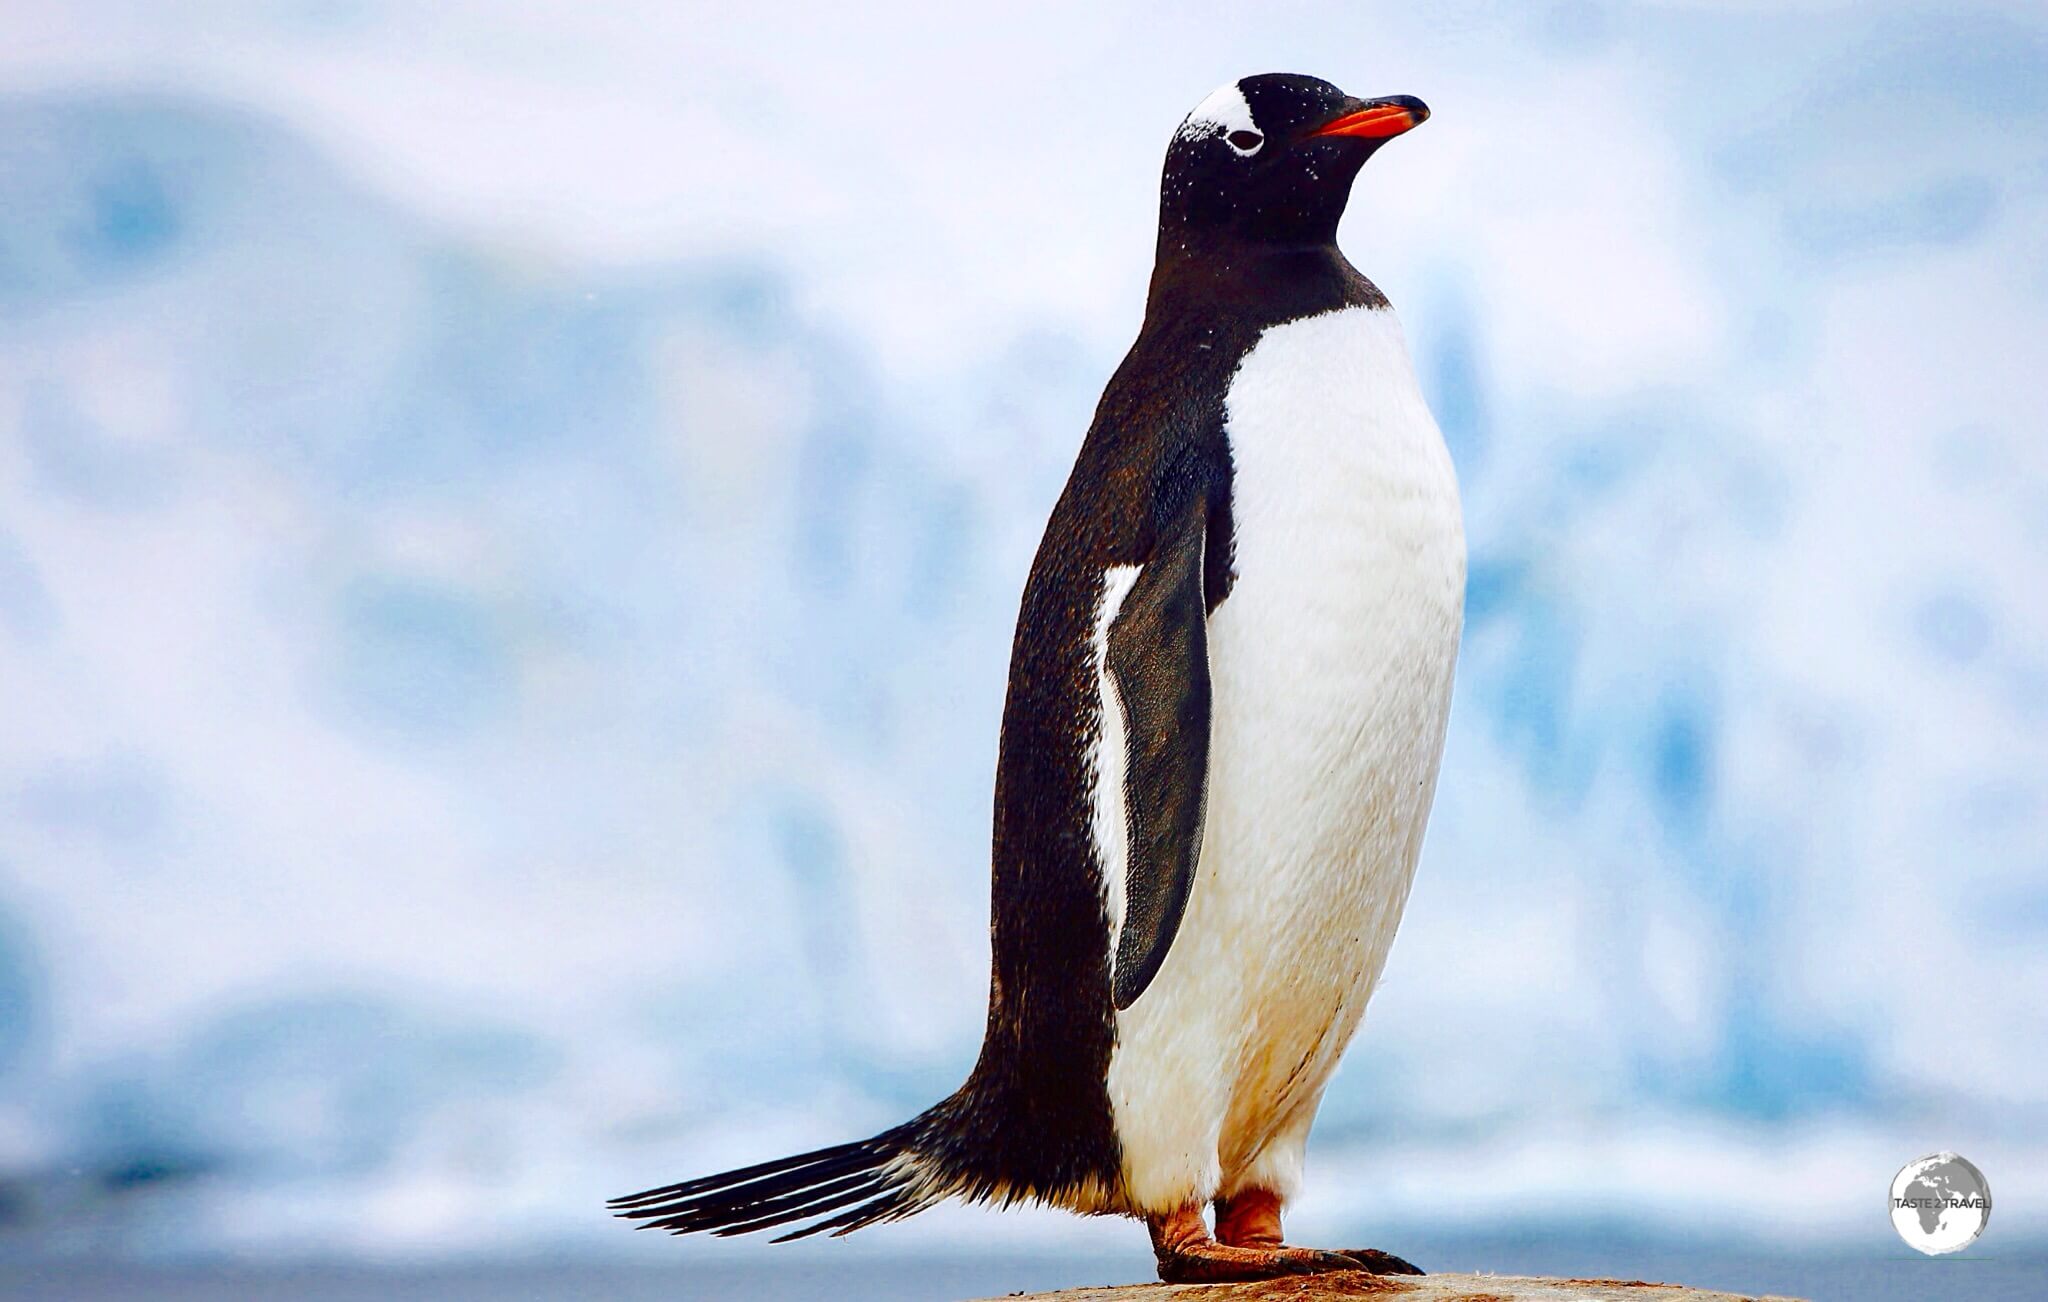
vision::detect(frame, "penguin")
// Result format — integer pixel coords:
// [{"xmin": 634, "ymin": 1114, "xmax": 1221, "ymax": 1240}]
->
[{"xmin": 611, "ymin": 72, "xmax": 1463, "ymax": 1285}]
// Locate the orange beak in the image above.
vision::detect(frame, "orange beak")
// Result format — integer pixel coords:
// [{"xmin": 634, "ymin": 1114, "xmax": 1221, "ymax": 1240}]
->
[{"xmin": 1307, "ymin": 95, "xmax": 1430, "ymax": 141}]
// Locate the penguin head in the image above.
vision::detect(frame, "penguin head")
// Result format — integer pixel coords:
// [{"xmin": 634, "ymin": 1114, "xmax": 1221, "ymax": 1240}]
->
[{"xmin": 1159, "ymin": 74, "xmax": 1427, "ymax": 253}]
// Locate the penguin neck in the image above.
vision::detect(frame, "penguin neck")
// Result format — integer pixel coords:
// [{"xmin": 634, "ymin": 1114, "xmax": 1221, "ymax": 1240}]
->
[{"xmin": 1144, "ymin": 238, "xmax": 1384, "ymax": 330}]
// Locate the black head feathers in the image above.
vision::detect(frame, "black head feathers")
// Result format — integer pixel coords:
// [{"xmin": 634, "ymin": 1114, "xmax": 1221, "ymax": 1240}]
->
[{"xmin": 1159, "ymin": 73, "xmax": 1428, "ymax": 255}]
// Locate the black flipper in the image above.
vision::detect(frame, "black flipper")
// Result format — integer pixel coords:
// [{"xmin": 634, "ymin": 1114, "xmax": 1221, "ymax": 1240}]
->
[{"xmin": 1106, "ymin": 485, "xmax": 1214, "ymax": 1010}]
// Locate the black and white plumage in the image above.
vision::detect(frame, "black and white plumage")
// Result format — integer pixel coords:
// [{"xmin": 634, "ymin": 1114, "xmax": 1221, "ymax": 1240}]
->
[{"xmin": 613, "ymin": 73, "xmax": 1463, "ymax": 1283}]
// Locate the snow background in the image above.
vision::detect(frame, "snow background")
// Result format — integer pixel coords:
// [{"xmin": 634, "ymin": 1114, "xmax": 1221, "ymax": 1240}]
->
[{"xmin": 1, "ymin": 0, "xmax": 2045, "ymax": 1266}]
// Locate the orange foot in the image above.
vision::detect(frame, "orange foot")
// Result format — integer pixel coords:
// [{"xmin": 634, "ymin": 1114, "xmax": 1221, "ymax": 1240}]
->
[
  {"xmin": 1149, "ymin": 1203, "xmax": 1361, "ymax": 1283},
  {"xmin": 1214, "ymin": 1188, "xmax": 1426, "ymax": 1277}
]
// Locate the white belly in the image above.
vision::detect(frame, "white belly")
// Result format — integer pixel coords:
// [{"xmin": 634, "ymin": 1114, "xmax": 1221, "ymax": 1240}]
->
[{"xmin": 1104, "ymin": 304, "xmax": 1465, "ymax": 1211}]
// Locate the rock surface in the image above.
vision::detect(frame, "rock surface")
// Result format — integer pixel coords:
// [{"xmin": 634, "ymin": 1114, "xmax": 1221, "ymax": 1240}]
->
[{"xmin": 975, "ymin": 1271, "xmax": 1806, "ymax": 1302}]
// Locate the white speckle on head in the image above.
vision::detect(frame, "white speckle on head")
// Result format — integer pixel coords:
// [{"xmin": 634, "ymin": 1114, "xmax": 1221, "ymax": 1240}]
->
[{"xmin": 1178, "ymin": 80, "xmax": 1261, "ymax": 153}]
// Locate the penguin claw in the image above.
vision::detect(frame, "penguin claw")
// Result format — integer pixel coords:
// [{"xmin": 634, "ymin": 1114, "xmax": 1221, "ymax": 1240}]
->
[
  {"xmin": 1299, "ymin": 1249, "xmax": 1377, "ymax": 1274},
  {"xmin": 1335, "ymin": 1247, "xmax": 1426, "ymax": 1275}
]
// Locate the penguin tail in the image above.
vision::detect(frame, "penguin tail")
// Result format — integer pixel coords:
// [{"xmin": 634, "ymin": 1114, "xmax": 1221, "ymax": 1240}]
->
[{"xmin": 608, "ymin": 1116, "xmax": 953, "ymax": 1242}]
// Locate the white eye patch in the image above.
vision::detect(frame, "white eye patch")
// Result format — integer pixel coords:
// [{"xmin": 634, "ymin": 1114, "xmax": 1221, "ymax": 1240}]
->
[{"xmin": 1178, "ymin": 80, "xmax": 1262, "ymax": 154}]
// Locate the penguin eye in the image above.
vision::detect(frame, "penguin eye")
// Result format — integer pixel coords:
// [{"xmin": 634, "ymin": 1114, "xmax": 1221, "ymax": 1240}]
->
[{"xmin": 1226, "ymin": 129, "xmax": 1264, "ymax": 154}]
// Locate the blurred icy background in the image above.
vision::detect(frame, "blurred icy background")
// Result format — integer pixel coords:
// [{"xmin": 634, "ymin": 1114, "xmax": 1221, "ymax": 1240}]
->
[{"xmin": 1, "ymin": 0, "xmax": 2046, "ymax": 1293}]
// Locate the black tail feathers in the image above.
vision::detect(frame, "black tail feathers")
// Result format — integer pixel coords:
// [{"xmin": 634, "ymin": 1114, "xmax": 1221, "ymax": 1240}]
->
[{"xmin": 609, "ymin": 1121, "xmax": 944, "ymax": 1242}]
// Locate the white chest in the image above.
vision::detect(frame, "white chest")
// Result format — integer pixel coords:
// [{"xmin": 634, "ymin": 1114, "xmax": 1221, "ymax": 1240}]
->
[
  {"xmin": 1212, "ymin": 301, "xmax": 1465, "ymax": 757},
  {"xmin": 1201, "ymin": 301, "xmax": 1465, "ymax": 958},
  {"xmin": 1099, "ymin": 304, "xmax": 1465, "ymax": 1208},
  {"xmin": 1220, "ymin": 301, "xmax": 1464, "ymax": 660}
]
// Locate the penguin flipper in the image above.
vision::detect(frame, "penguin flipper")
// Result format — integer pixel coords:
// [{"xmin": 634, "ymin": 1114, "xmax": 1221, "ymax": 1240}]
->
[{"xmin": 1105, "ymin": 486, "xmax": 1213, "ymax": 1010}]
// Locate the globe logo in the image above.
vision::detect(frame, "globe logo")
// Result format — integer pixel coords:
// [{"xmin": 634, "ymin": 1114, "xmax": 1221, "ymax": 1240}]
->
[{"xmin": 1889, "ymin": 1152, "xmax": 1991, "ymax": 1255}]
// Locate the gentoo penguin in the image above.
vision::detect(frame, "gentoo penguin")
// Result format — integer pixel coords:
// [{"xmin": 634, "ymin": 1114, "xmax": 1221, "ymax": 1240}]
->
[{"xmin": 612, "ymin": 73, "xmax": 1463, "ymax": 1284}]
